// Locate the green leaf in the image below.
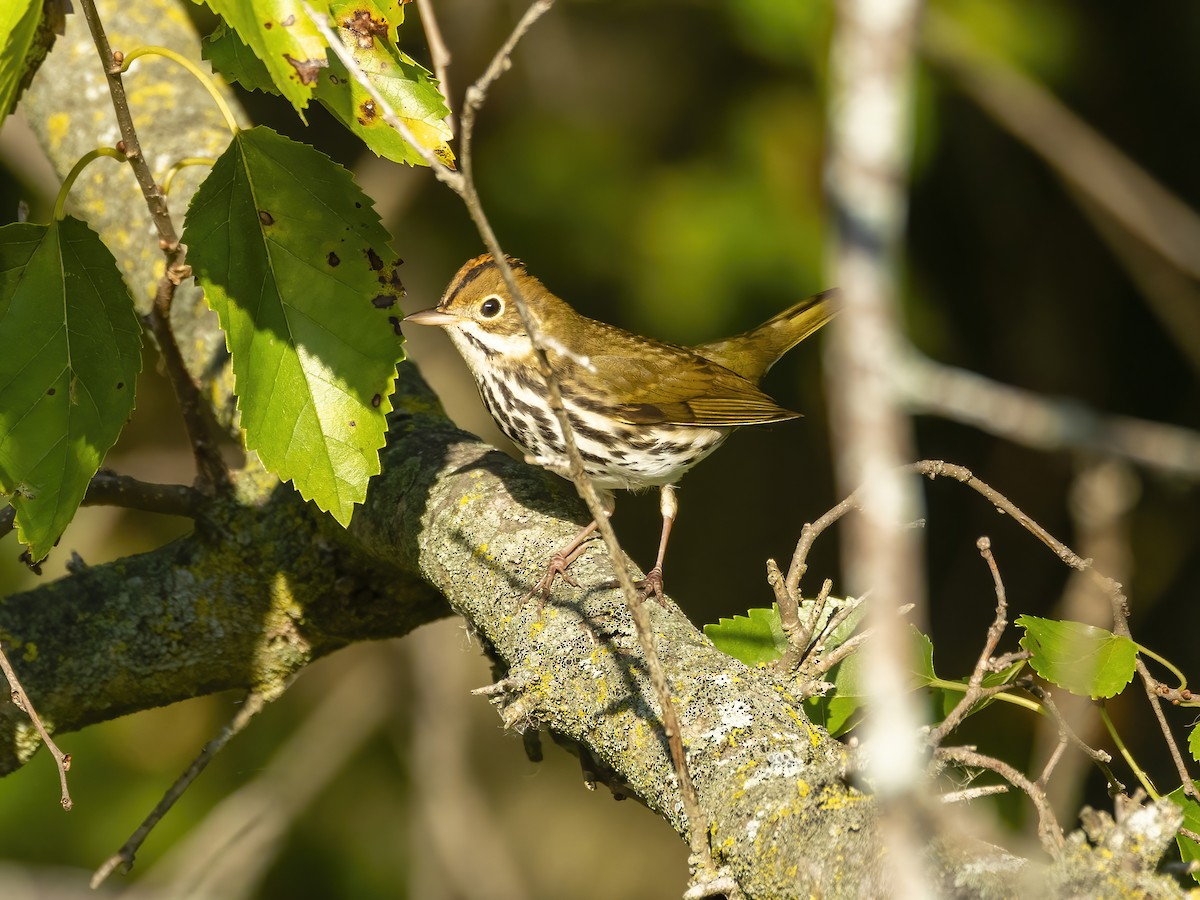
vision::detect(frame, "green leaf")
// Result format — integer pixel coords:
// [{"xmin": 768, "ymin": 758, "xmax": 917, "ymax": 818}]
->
[
  {"xmin": 1016, "ymin": 615, "xmax": 1137, "ymax": 699},
  {"xmin": 194, "ymin": 0, "xmax": 330, "ymax": 113},
  {"xmin": 818, "ymin": 651, "xmax": 866, "ymax": 737},
  {"xmin": 704, "ymin": 606, "xmax": 786, "ymax": 667},
  {"xmin": 1166, "ymin": 783, "xmax": 1200, "ymax": 884},
  {"xmin": 183, "ymin": 126, "xmax": 404, "ymax": 526},
  {"xmin": 316, "ymin": 0, "xmax": 453, "ymax": 167},
  {"xmin": 0, "ymin": 0, "xmax": 41, "ymax": 116},
  {"xmin": 0, "ymin": 218, "xmax": 141, "ymax": 560},
  {"xmin": 202, "ymin": 21, "xmax": 279, "ymax": 96},
  {"xmin": 1190, "ymin": 721, "xmax": 1200, "ymax": 766}
]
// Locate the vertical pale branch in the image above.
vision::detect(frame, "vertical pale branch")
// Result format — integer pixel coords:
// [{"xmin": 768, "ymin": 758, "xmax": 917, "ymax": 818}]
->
[{"xmin": 824, "ymin": 0, "xmax": 929, "ymax": 893}]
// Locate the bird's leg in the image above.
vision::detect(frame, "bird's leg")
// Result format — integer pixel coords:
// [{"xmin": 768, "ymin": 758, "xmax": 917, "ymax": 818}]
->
[
  {"xmin": 526, "ymin": 493, "xmax": 615, "ymax": 610},
  {"xmin": 636, "ymin": 484, "xmax": 677, "ymax": 606}
]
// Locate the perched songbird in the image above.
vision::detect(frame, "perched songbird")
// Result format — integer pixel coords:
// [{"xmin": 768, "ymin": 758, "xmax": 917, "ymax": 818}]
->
[{"xmin": 404, "ymin": 255, "xmax": 835, "ymax": 603}]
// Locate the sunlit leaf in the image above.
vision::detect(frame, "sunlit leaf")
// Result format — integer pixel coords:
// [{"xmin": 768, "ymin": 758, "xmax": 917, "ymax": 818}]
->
[
  {"xmin": 0, "ymin": 0, "xmax": 41, "ymax": 116},
  {"xmin": 1190, "ymin": 721, "xmax": 1200, "ymax": 767},
  {"xmin": 317, "ymin": 0, "xmax": 453, "ymax": 167},
  {"xmin": 1016, "ymin": 615, "xmax": 1136, "ymax": 699},
  {"xmin": 203, "ymin": 2, "xmax": 453, "ymax": 167},
  {"xmin": 183, "ymin": 126, "xmax": 405, "ymax": 525},
  {"xmin": 195, "ymin": 0, "xmax": 329, "ymax": 112},
  {"xmin": 704, "ymin": 605, "xmax": 786, "ymax": 667},
  {"xmin": 0, "ymin": 218, "xmax": 141, "ymax": 560}
]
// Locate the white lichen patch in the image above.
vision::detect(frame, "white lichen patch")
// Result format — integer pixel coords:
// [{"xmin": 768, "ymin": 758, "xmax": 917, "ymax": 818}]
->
[
  {"xmin": 743, "ymin": 749, "xmax": 801, "ymax": 789},
  {"xmin": 701, "ymin": 700, "xmax": 754, "ymax": 744}
]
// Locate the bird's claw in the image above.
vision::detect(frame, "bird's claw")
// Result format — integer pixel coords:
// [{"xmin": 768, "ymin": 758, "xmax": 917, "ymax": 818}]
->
[
  {"xmin": 634, "ymin": 567, "xmax": 667, "ymax": 607},
  {"xmin": 522, "ymin": 552, "xmax": 582, "ymax": 612}
]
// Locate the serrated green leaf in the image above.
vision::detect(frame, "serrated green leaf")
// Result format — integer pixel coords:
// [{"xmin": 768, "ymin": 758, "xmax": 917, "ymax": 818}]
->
[
  {"xmin": 183, "ymin": 126, "xmax": 404, "ymax": 526},
  {"xmin": 704, "ymin": 606, "xmax": 786, "ymax": 667},
  {"xmin": 1166, "ymin": 783, "xmax": 1200, "ymax": 884},
  {"xmin": 317, "ymin": 0, "xmax": 453, "ymax": 167},
  {"xmin": 194, "ymin": 0, "xmax": 329, "ymax": 113},
  {"xmin": 203, "ymin": 21, "xmax": 279, "ymax": 96},
  {"xmin": 0, "ymin": 218, "xmax": 141, "ymax": 560},
  {"xmin": 202, "ymin": 3, "xmax": 452, "ymax": 167},
  {"xmin": 1016, "ymin": 615, "xmax": 1137, "ymax": 699},
  {"xmin": 0, "ymin": 0, "xmax": 41, "ymax": 116},
  {"xmin": 1190, "ymin": 721, "xmax": 1200, "ymax": 766}
]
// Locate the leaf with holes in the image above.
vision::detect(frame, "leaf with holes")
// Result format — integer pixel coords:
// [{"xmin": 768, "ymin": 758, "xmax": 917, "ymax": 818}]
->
[
  {"xmin": 196, "ymin": 0, "xmax": 329, "ymax": 113},
  {"xmin": 317, "ymin": 0, "xmax": 453, "ymax": 167},
  {"xmin": 183, "ymin": 126, "xmax": 405, "ymax": 525},
  {"xmin": 0, "ymin": 218, "xmax": 141, "ymax": 560},
  {"xmin": 1016, "ymin": 615, "xmax": 1137, "ymax": 699},
  {"xmin": 204, "ymin": 2, "xmax": 453, "ymax": 167}
]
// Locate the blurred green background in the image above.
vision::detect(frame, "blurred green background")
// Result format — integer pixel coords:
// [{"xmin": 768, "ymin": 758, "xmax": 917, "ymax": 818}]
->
[{"xmin": 1, "ymin": 0, "xmax": 1199, "ymax": 896}]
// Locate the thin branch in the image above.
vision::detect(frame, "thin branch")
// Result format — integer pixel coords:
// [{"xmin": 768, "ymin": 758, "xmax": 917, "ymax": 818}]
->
[
  {"xmin": 913, "ymin": 460, "xmax": 1198, "ymax": 800},
  {"xmin": 0, "ymin": 643, "xmax": 71, "ymax": 810},
  {"xmin": 91, "ymin": 690, "xmax": 271, "ymax": 888},
  {"xmin": 936, "ymin": 745, "xmax": 1064, "ymax": 856},
  {"xmin": 75, "ymin": 0, "xmax": 231, "ymax": 493},
  {"xmin": 922, "ymin": 10, "xmax": 1200, "ymax": 285},
  {"xmin": 306, "ymin": 1, "xmax": 719, "ymax": 884},
  {"xmin": 927, "ymin": 536, "xmax": 1009, "ymax": 746},
  {"xmin": 414, "ymin": 0, "xmax": 454, "ymax": 133},
  {"xmin": 83, "ymin": 470, "xmax": 205, "ymax": 518},
  {"xmin": 1018, "ymin": 680, "xmax": 1123, "ymax": 795},
  {"xmin": 899, "ymin": 351, "xmax": 1200, "ymax": 480},
  {"xmin": 939, "ymin": 784, "xmax": 1009, "ymax": 804},
  {"xmin": 1, "ymin": 472, "xmax": 203, "ymax": 543}
]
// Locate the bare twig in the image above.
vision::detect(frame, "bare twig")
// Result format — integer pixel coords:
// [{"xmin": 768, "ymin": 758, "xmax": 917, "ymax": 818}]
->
[
  {"xmin": 306, "ymin": 1, "xmax": 719, "ymax": 884},
  {"xmin": 927, "ymin": 536, "xmax": 1009, "ymax": 746},
  {"xmin": 810, "ymin": 600, "xmax": 913, "ymax": 679},
  {"xmin": 414, "ymin": 0, "xmax": 454, "ymax": 133},
  {"xmin": 939, "ymin": 784, "xmax": 1008, "ymax": 804},
  {"xmin": 1018, "ymin": 680, "xmax": 1122, "ymax": 795},
  {"xmin": 83, "ymin": 470, "xmax": 205, "ymax": 518},
  {"xmin": 91, "ymin": 691, "xmax": 271, "ymax": 888},
  {"xmin": 922, "ymin": 10, "xmax": 1200, "ymax": 285},
  {"xmin": 0, "ymin": 643, "xmax": 71, "ymax": 810},
  {"xmin": 936, "ymin": 745, "xmax": 1064, "ymax": 856},
  {"xmin": 1, "ymin": 472, "xmax": 203, "ymax": 542},
  {"xmin": 75, "ymin": 0, "xmax": 231, "ymax": 493},
  {"xmin": 899, "ymin": 352, "xmax": 1200, "ymax": 479}
]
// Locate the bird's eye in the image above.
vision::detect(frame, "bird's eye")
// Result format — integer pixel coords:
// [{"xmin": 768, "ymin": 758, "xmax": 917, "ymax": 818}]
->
[{"xmin": 479, "ymin": 295, "xmax": 504, "ymax": 318}]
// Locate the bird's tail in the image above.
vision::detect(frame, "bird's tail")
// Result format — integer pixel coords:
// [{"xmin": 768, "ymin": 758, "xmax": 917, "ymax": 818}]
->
[{"xmin": 695, "ymin": 289, "xmax": 838, "ymax": 382}]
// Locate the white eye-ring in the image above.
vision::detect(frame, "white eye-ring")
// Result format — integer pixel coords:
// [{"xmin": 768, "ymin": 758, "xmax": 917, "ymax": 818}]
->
[{"xmin": 479, "ymin": 294, "xmax": 504, "ymax": 318}]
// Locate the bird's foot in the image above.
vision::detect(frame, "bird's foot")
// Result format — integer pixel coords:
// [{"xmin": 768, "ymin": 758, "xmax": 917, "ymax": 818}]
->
[
  {"xmin": 522, "ymin": 551, "xmax": 583, "ymax": 613},
  {"xmin": 634, "ymin": 566, "xmax": 667, "ymax": 607}
]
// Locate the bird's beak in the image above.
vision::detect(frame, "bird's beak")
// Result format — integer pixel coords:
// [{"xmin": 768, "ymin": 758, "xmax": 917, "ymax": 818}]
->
[{"xmin": 403, "ymin": 308, "xmax": 459, "ymax": 327}]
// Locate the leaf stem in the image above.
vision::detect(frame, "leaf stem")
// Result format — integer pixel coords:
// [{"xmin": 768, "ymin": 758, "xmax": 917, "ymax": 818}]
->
[
  {"xmin": 1135, "ymin": 642, "xmax": 1188, "ymax": 692},
  {"xmin": 121, "ymin": 46, "xmax": 241, "ymax": 136},
  {"xmin": 160, "ymin": 157, "xmax": 217, "ymax": 196},
  {"xmin": 1100, "ymin": 705, "xmax": 1158, "ymax": 799},
  {"xmin": 52, "ymin": 148, "xmax": 125, "ymax": 221}
]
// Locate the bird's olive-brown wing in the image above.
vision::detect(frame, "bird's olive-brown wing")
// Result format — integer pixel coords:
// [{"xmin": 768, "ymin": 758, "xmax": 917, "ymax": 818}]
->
[{"xmin": 582, "ymin": 342, "xmax": 800, "ymax": 427}]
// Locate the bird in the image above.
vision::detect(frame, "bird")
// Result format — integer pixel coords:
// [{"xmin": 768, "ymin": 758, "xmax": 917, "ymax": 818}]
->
[{"xmin": 404, "ymin": 254, "xmax": 835, "ymax": 605}]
